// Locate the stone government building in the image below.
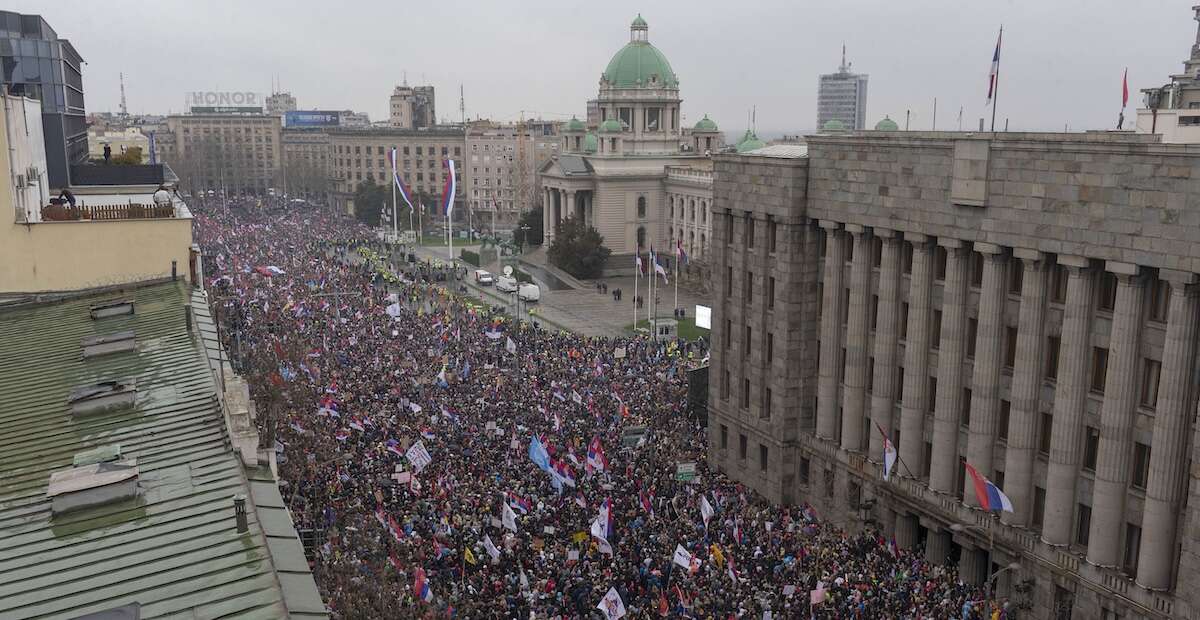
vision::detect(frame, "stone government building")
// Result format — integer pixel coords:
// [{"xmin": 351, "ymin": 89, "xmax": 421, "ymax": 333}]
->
[{"xmin": 708, "ymin": 130, "xmax": 1200, "ymax": 619}]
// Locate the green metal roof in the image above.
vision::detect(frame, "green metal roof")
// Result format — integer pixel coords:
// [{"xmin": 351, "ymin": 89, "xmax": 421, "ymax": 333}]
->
[
  {"xmin": 599, "ymin": 119, "xmax": 623, "ymax": 133},
  {"xmin": 565, "ymin": 117, "xmax": 586, "ymax": 132},
  {"xmin": 693, "ymin": 115, "xmax": 718, "ymax": 132},
  {"xmin": 602, "ymin": 19, "xmax": 678, "ymax": 89},
  {"xmin": 0, "ymin": 282, "xmax": 326, "ymax": 620},
  {"xmin": 874, "ymin": 117, "xmax": 899, "ymax": 131},
  {"xmin": 822, "ymin": 119, "xmax": 848, "ymax": 131},
  {"xmin": 631, "ymin": 13, "xmax": 647, "ymax": 28},
  {"xmin": 735, "ymin": 129, "xmax": 767, "ymax": 153}
]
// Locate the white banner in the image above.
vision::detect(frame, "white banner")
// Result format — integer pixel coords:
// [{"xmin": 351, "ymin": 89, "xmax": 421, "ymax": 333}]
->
[{"xmin": 405, "ymin": 441, "xmax": 432, "ymax": 473}]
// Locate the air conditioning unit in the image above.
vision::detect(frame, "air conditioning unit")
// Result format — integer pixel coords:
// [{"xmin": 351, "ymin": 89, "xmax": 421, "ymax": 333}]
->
[
  {"xmin": 15, "ymin": 174, "xmax": 25, "ymax": 188},
  {"xmin": 26, "ymin": 166, "xmax": 40, "ymax": 183}
]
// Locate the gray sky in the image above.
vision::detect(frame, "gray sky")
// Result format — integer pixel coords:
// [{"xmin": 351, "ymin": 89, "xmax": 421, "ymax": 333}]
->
[{"xmin": 14, "ymin": 0, "xmax": 1196, "ymax": 134}]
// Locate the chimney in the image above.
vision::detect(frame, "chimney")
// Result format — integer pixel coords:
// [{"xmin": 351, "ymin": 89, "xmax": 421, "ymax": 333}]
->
[{"xmin": 234, "ymin": 494, "xmax": 248, "ymax": 533}]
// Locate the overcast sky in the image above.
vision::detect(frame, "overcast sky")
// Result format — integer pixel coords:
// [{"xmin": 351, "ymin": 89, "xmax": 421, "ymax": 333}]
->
[{"xmin": 12, "ymin": 0, "xmax": 1196, "ymax": 135}]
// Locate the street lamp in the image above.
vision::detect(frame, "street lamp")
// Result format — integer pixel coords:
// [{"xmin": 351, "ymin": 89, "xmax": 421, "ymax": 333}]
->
[{"xmin": 518, "ymin": 225, "xmax": 531, "ymax": 253}]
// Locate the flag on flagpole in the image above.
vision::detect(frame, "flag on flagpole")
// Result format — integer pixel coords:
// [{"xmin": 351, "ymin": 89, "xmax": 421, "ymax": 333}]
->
[
  {"xmin": 483, "ymin": 534, "xmax": 501, "ymax": 561},
  {"xmin": 700, "ymin": 495, "xmax": 715, "ymax": 528},
  {"xmin": 965, "ymin": 461, "xmax": 1015, "ymax": 512},
  {"xmin": 529, "ymin": 435, "xmax": 551, "ymax": 471},
  {"xmin": 502, "ymin": 501, "xmax": 518, "ymax": 532},
  {"xmin": 390, "ymin": 147, "xmax": 415, "ymax": 212},
  {"xmin": 986, "ymin": 27, "xmax": 1002, "ymax": 105},
  {"xmin": 413, "ymin": 566, "xmax": 433, "ymax": 602},
  {"xmin": 586, "ymin": 436, "xmax": 608, "ymax": 473},
  {"xmin": 675, "ymin": 238, "xmax": 688, "ymax": 265},
  {"xmin": 440, "ymin": 159, "xmax": 457, "ymax": 217},
  {"xmin": 1122, "ymin": 67, "xmax": 1129, "ymax": 109}
]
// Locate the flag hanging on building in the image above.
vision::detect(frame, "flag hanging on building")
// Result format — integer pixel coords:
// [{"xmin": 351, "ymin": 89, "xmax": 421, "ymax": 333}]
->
[
  {"xmin": 986, "ymin": 27, "xmax": 1002, "ymax": 105},
  {"xmin": 441, "ymin": 159, "xmax": 457, "ymax": 217},
  {"xmin": 965, "ymin": 461, "xmax": 1014, "ymax": 512},
  {"xmin": 882, "ymin": 435, "xmax": 898, "ymax": 480}
]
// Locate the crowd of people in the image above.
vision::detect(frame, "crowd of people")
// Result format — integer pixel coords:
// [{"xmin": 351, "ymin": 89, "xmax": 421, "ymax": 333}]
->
[{"xmin": 194, "ymin": 199, "xmax": 1005, "ymax": 619}]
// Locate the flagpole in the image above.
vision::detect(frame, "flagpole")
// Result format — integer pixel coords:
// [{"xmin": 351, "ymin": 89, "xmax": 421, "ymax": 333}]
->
[
  {"xmin": 673, "ymin": 251, "xmax": 679, "ymax": 317},
  {"xmin": 990, "ymin": 25, "xmax": 1002, "ymax": 132},
  {"xmin": 634, "ymin": 250, "xmax": 639, "ymax": 331}
]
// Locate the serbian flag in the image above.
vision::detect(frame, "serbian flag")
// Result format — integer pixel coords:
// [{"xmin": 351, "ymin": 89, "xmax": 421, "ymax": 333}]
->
[
  {"xmin": 986, "ymin": 27, "xmax": 1002, "ymax": 104},
  {"xmin": 390, "ymin": 147, "xmax": 415, "ymax": 213},
  {"xmin": 387, "ymin": 515, "xmax": 406, "ymax": 542},
  {"xmin": 597, "ymin": 497, "xmax": 613, "ymax": 540},
  {"xmin": 375, "ymin": 507, "xmax": 388, "ymax": 529},
  {"xmin": 413, "ymin": 566, "xmax": 433, "ymax": 603},
  {"xmin": 965, "ymin": 462, "xmax": 1014, "ymax": 512},
  {"xmin": 420, "ymin": 427, "xmax": 436, "ymax": 440},
  {"xmin": 675, "ymin": 238, "xmax": 687, "ymax": 265},
  {"xmin": 551, "ymin": 459, "xmax": 576, "ymax": 488},
  {"xmin": 348, "ymin": 418, "xmax": 365, "ymax": 432},
  {"xmin": 507, "ymin": 491, "xmax": 532, "ymax": 515},
  {"xmin": 440, "ymin": 159, "xmax": 457, "ymax": 217},
  {"xmin": 586, "ymin": 436, "xmax": 608, "ymax": 474},
  {"xmin": 639, "ymin": 489, "xmax": 654, "ymax": 515},
  {"xmin": 386, "ymin": 441, "xmax": 405, "ymax": 457},
  {"xmin": 334, "ymin": 429, "xmax": 350, "ymax": 441},
  {"xmin": 726, "ymin": 554, "xmax": 739, "ymax": 583}
]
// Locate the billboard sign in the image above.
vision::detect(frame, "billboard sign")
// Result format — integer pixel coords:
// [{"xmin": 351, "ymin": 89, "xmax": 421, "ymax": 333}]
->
[
  {"xmin": 187, "ymin": 91, "xmax": 261, "ymax": 113},
  {"xmin": 285, "ymin": 110, "xmax": 341, "ymax": 127},
  {"xmin": 190, "ymin": 106, "xmax": 263, "ymax": 114},
  {"xmin": 694, "ymin": 305, "xmax": 712, "ymax": 330}
]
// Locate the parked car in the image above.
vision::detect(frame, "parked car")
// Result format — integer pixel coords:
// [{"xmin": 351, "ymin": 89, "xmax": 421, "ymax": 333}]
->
[
  {"xmin": 517, "ymin": 283, "xmax": 541, "ymax": 303},
  {"xmin": 474, "ymin": 270, "xmax": 494, "ymax": 286},
  {"xmin": 495, "ymin": 275, "xmax": 519, "ymax": 293}
]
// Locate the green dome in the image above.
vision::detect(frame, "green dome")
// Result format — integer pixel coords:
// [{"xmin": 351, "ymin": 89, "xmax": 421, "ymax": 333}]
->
[
  {"xmin": 874, "ymin": 117, "xmax": 898, "ymax": 131},
  {"xmin": 735, "ymin": 129, "xmax": 766, "ymax": 153},
  {"xmin": 822, "ymin": 119, "xmax": 847, "ymax": 132},
  {"xmin": 566, "ymin": 116, "xmax": 586, "ymax": 132},
  {"xmin": 583, "ymin": 133, "xmax": 598, "ymax": 153},
  {"xmin": 693, "ymin": 115, "xmax": 718, "ymax": 132},
  {"xmin": 599, "ymin": 119, "xmax": 623, "ymax": 133},
  {"xmin": 602, "ymin": 17, "xmax": 678, "ymax": 89}
]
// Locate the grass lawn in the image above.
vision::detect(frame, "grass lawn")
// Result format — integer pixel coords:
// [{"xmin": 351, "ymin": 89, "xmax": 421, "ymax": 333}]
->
[
  {"xmin": 417, "ymin": 235, "xmax": 482, "ymax": 247},
  {"xmin": 627, "ymin": 316, "xmax": 709, "ymax": 340}
]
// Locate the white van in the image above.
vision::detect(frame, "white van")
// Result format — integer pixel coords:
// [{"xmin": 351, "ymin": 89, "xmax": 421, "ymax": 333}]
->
[
  {"xmin": 517, "ymin": 283, "xmax": 540, "ymax": 302},
  {"xmin": 495, "ymin": 275, "xmax": 519, "ymax": 293},
  {"xmin": 474, "ymin": 270, "xmax": 494, "ymax": 286}
]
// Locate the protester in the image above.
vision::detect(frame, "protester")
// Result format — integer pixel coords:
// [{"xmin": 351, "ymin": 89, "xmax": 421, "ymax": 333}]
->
[{"xmin": 194, "ymin": 198, "xmax": 999, "ymax": 619}]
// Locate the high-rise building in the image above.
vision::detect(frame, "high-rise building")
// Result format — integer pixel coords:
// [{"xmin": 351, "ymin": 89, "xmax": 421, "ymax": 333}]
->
[
  {"xmin": 708, "ymin": 127, "xmax": 1200, "ymax": 618},
  {"xmin": 816, "ymin": 47, "xmax": 867, "ymax": 131},
  {"xmin": 327, "ymin": 127, "xmax": 465, "ymax": 217},
  {"xmin": 0, "ymin": 10, "xmax": 87, "ymax": 188},
  {"xmin": 162, "ymin": 113, "xmax": 282, "ymax": 195},
  {"xmin": 465, "ymin": 120, "xmax": 560, "ymax": 231},
  {"xmin": 265, "ymin": 91, "xmax": 297, "ymax": 115},
  {"xmin": 389, "ymin": 85, "xmax": 436, "ymax": 129}
]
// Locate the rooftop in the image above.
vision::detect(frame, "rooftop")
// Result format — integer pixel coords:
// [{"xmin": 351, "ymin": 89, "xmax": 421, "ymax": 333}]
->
[{"xmin": 0, "ymin": 282, "xmax": 327, "ymax": 619}]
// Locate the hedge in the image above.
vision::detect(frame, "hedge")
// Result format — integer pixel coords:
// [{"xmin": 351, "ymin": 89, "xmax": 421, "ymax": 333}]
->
[{"xmin": 460, "ymin": 249, "xmax": 480, "ymax": 267}]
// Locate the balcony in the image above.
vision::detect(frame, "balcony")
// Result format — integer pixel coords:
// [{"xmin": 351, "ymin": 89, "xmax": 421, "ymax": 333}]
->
[
  {"xmin": 41, "ymin": 202, "xmax": 178, "ymax": 221},
  {"xmin": 665, "ymin": 165, "xmax": 713, "ymax": 186}
]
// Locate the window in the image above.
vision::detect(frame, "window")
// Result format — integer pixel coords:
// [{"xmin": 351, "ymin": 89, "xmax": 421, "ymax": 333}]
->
[
  {"xmin": 768, "ymin": 219, "xmax": 778, "ymax": 253},
  {"xmin": 1141, "ymin": 359, "xmax": 1161, "ymax": 409},
  {"xmin": 961, "ymin": 388, "xmax": 972, "ymax": 428},
  {"xmin": 872, "ymin": 237, "xmax": 883, "ymax": 268},
  {"xmin": 1046, "ymin": 336, "xmax": 1061, "ymax": 380},
  {"xmin": 1091, "ymin": 347, "xmax": 1109, "ymax": 393},
  {"xmin": 638, "ymin": 226, "xmax": 647, "ymax": 249},
  {"xmin": 739, "ymin": 434, "xmax": 748, "ymax": 460},
  {"xmin": 928, "ymin": 377, "xmax": 938, "ymax": 413},
  {"xmin": 763, "ymin": 388, "xmax": 772, "ymax": 419},
  {"xmin": 725, "ymin": 266, "xmax": 732, "ymax": 298},
  {"xmin": 799, "ymin": 457, "xmax": 810, "ymax": 484},
  {"xmin": 899, "ymin": 303, "xmax": 910, "ymax": 340},
  {"xmin": 720, "ymin": 424, "xmax": 728, "ymax": 449},
  {"xmin": 1083, "ymin": 427, "xmax": 1099, "ymax": 472},
  {"xmin": 742, "ymin": 378, "xmax": 750, "ymax": 409},
  {"xmin": 998, "ymin": 400, "xmax": 1010, "ymax": 441},
  {"xmin": 1098, "ymin": 272, "xmax": 1118, "ymax": 312},
  {"xmin": 1005, "ymin": 326, "xmax": 1018, "ymax": 368},
  {"xmin": 1032, "ymin": 486, "xmax": 1046, "ymax": 529},
  {"xmin": 767, "ymin": 332, "xmax": 774, "ymax": 360},
  {"xmin": 745, "ymin": 271, "xmax": 753, "ymax": 300},
  {"xmin": 846, "ymin": 236, "xmax": 855, "ymax": 263},
  {"xmin": 871, "ymin": 295, "xmax": 879, "ymax": 330},
  {"xmin": 825, "ymin": 468, "xmax": 835, "ymax": 497},
  {"xmin": 768, "ymin": 277, "xmax": 776, "ymax": 309},
  {"xmin": 903, "ymin": 242, "xmax": 914, "ymax": 274},
  {"xmin": 1149, "ymin": 279, "xmax": 1171, "ymax": 323},
  {"xmin": 1051, "ymin": 264, "xmax": 1069, "ymax": 303},
  {"xmin": 971, "ymin": 252, "xmax": 984, "ymax": 287},
  {"xmin": 842, "ymin": 289, "xmax": 850, "ymax": 325},
  {"xmin": 1076, "ymin": 504, "xmax": 1092, "ymax": 547},
  {"xmin": 722, "ymin": 370, "xmax": 730, "ymax": 399},
  {"xmin": 637, "ymin": 196, "xmax": 647, "ymax": 219},
  {"xmin": 745, "ymin": 216, "xmax": 755, "ymax": 248},
  {"xmin": 966, "ymin": 318, "xmax": 978, "ymax": 358},
  {"xmin": 759, "ymin": 444, "xmax": 769, "ymax": 471},
  {"xmin": 1009, "ymin": 262, "xmax": 1024, "ymax": 295},
  {"xmin": 1132, "ymin": 442, "xmax": 1151, "ymax": 489},
  {"xmin": 1039, "ymin": 413, "xmax": 1053, "ymax": 455},
  {"xmin": 923, "ymin": 442, "xmax": 933, "ymax": 478},
  {"xmin": 931, "ymin": 311, "xmax": 942, "ymax": 349},
  {"xmin": 743, "ymin": 325, "xmax": 751, "ymax": 358},
  {"xmin": 1123, "ymin": 523, "xmax": 1142, "ymax": 576}
]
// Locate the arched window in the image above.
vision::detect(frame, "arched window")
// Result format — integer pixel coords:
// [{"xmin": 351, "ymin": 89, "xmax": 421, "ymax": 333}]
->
[
  {"xmin": 699, "ymin": 233, "xmax": 706, "ymax": 255},
  {"xmin": 637, "ymin": 196, "xmax": 647, "ymax": 219},
  {"xmin": 702, "ymin": 203, "xmax": 707, "ymax": 224},
  {"xmin": 637, "ymin": 226, "xmax": 646, "ymax": 249}
]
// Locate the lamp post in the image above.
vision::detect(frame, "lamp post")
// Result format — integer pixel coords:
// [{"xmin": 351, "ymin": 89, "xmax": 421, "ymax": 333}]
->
[
  {"xmin": 950, "ymin": 518, "xmax": 1016, "ymax": 601},
  {"xmin": 518, "ymin": 225, "xmax": 531, "ymax": 254}
]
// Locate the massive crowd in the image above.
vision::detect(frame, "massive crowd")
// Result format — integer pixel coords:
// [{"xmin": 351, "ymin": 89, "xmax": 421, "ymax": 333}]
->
[{"xmin": 195, "ymin": 199, "xmax": 1005, "ymax": 619}]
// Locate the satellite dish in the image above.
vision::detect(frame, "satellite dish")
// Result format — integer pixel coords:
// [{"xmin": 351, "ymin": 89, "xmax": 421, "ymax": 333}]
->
[{"xmin": 503, "ymin": 266, "xmax": 514, "ymax": 276}]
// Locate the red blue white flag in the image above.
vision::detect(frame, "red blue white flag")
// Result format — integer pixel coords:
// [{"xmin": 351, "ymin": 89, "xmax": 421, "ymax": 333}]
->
[
  {"xmin": 440, "ymin": 159, "xmax": 457, "ymax": 217},
  {"xmin": 986, "ymin": 27, "xmax": 1002, "ymax": 105},
  {"xmin": 965, "ymin": 462, "xmax": 1014, "ymax": 512}
]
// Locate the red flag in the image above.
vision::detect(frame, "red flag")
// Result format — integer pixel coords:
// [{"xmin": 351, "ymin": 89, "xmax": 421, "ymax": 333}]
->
[{"xmin": 1122, "ymin": 67, "xmax": 1129, "ymax": 109}]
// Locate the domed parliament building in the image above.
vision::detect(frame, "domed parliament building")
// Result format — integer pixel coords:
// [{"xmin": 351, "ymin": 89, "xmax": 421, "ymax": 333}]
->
[{"xmin": 539, "ymin": 15, "xmax": 725, "ymax": 272}]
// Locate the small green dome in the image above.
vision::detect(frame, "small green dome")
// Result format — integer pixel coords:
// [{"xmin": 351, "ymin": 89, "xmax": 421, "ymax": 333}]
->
[
  {"xmin": 566, "ymin": 117, "xmax": 586, "ymax": 132},
  {"xmin": 602, "ymin": 17, "xmax": 678, "ymax": 89},
  {"xmin": 874, "ymin": 117, "xmax": 898, "ymax": 131},
  {"xmin": 583, "ymin": 133, "xmax": 598, "ymax": 153},
  {"xmin": 599, "ymin": 119, "xmax": 623, "ymax": 133},
  {"xmin": 822, "ymin": 119, "xmax": 847, "ymax": 132},
  {"xmin": 735, "ymin": 129, "xmax": 766, "ymax": 153},
  {"xmin": 693, "ymin": 115, "xmax": 718, "ymax": 132}
]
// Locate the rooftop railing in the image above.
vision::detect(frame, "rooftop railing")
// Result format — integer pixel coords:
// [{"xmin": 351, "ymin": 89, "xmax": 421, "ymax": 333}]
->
[{"xmin": 40, "ymin": 203, "xmax": 177, "ymax": 222}]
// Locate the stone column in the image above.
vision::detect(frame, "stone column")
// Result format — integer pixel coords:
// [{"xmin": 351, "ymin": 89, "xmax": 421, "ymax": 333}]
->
[
  {"xmin": 565, "ymin": 190, "xmax": 576, "ymax": 222},
  {"xmin": 930, "ymin": 240, "xmax": 969, "ymax": 494},
  {"xmin": 816, "ymin": 221, "xmax": 847, "ymax": 442},
  {"xmin": 1087, "ymin": 263, "xmax": 1145, "ymax": 567},
  {"xmin": 1042, "ymin": 256, "xmax": 1095, "ymax": 546},
  {"xmin": 900, "ymin": 234, "xmax": 934, "ymax": 476},
  {"xmin": 895, "ymin": 513, "xmax": 919, "ymax": 550},
  {"xmin": 870, "ymin": 231, "xmax": 902, "ymax": 458},
  {"xmin": 959, "ymin": 547, "xmax": 985, "ymax": 585},
  {"xmin": 841, "ymin": 225, "xmax": 873, "ymax": 452},
  {"xmin": 1002, "ymin": 249, "xmax": 1049, "ymax": 527},
  {"xmin": 543, "ymin": 188, "xmax": 552, "ymax": 240},
  {"xmin": 964, "ymin": 244, "xmax": 1007, "ymax": 506},
  {"xmin": 926, "ymin": 529, "xmax": 950, "ymax": 565},
  {"xmin": 1137, "ymin": 275, "xmax": 1200, "ymax": 590}
]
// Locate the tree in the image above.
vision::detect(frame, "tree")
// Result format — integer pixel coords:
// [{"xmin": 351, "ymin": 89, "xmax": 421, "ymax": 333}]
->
[
  {"xmin": 547, "ymin": 216, "xmax": 611, "ymax": 279},
  {"xmin": 517, "ymin": 205, "xmax": 543, "ymax": 249},
  {"xmin": 353, "ymin": 179, "xmax": 389, "ymax": 228}
]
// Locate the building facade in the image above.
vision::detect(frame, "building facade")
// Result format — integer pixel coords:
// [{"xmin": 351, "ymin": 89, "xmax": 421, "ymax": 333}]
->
[
  {"xmin": 162, "ymin": 113, "xmax": 282, "ymax": 195},
  {"xmin": 327, "ymin": 128, "xmax": 465, "ymax": 218},
  {"xmin": 539, "ymin": 15, "xmax": 723, "ymax": 269},
  {"xmin": 0, "ymin": 10, "xmax": 87, "ymax": 188},
  {"xmin": 1137, "ymin": 7, "xmax": 1200, "ymax": 143},
  {"xmin": 389, "ymin": 85, "xmax": 436, "ymax": 130},
  {"xmin": 709, "ymin": 130, "xmax": 1200, "ymax": 619},
  {"xmin": 465, "ymin": 120, "xmax": 560, "ymax": 231},
  {"xmin": 265, "ymin": 91, "xmax": 297, "ymax": 115},
  {"xmin": 817, "ymin": 48, "xmax": 868, "ymax": 131},
  {"xmin": 281, "ymin": 127, "xmax": 331, "ymax": 199}
]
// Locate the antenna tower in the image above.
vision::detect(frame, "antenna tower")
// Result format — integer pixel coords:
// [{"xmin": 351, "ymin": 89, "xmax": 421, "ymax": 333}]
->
[
  {"xmin": 514, "ymin": 111, "xmax": 530, "ymax": 218},
  {"xmin": 119, "ymin": 72, "xmax": 128, "ymax": 116}
]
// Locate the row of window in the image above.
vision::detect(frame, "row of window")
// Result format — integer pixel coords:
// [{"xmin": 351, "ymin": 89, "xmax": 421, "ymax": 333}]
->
[
  {"xmin": 717, "ymin": 424, "xmax": 770, "ymax": 473},
  {"xmin": 335, "ymin": 144, "xmax": 461, "ymax": 157}
]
